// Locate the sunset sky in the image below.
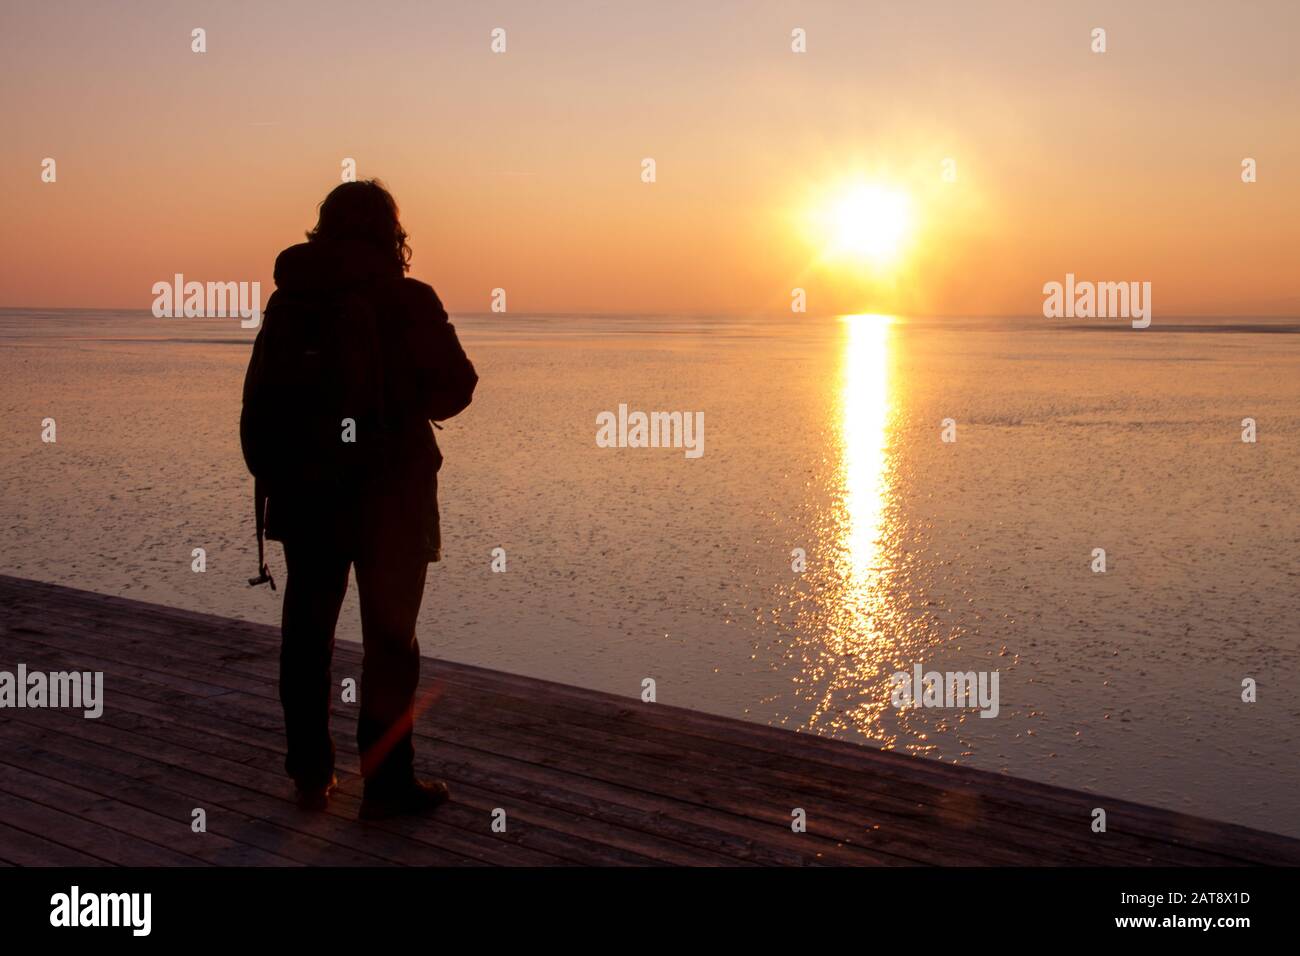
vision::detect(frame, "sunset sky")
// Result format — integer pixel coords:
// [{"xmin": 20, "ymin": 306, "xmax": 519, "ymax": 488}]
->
[{"xmin": 2, "ymin": 0, "xmax": 1298, "ymax": 316}]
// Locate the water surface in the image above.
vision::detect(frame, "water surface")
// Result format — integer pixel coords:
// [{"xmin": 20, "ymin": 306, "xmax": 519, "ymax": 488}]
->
[{"xmin": 2, "ymin": 308, "xmax": 1297, "ymax": 836}]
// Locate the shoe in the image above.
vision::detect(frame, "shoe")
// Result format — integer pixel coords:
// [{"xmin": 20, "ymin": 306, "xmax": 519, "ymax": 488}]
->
[
  {"xmin": 295, "ymin": 774, "xmax": 338, "ymax": 811},
  {"xmin": 359, "ymin": 778, "xmax": 451, "ymax": 821}
]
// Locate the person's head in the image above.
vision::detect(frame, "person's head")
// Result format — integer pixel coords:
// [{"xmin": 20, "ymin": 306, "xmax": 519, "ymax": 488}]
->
[{"xmin": 306, "ymin": 179, "xmax": 411, "ymax": 273}]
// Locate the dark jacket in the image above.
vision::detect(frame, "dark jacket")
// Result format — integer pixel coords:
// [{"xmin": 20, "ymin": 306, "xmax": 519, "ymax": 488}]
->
[{"xmin": 242, "ymin": 238, "xmax": 477, "ymax": 562}]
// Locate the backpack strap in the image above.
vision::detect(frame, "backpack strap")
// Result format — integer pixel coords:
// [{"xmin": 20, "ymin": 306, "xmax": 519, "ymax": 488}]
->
[{"xmin": 248, "ymin": 477, "xmax": 276, "ymax": 590}]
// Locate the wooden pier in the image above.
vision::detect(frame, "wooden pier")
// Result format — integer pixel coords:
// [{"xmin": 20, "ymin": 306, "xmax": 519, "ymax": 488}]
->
[{"xmin": 0, "ymin": 574, "xmax": 1296, "ymax": 866}]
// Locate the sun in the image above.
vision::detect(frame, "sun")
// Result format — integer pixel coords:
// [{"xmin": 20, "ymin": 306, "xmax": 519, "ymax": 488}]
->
[
  {"xmin": 824, "ymin": 183, "xmax": 913, "ymax": 264},
  {"xmin": 804, "ymin": 180, "xmax": 915, "ymax": 269}
]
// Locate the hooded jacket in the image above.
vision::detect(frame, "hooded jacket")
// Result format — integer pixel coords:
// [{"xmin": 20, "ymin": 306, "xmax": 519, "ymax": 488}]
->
[{"xmin": 242, "ymin": 237, "xmax": 477, "ymax": 562}]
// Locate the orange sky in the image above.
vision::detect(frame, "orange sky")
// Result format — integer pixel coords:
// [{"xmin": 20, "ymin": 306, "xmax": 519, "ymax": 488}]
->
[{"xmin": 2, "ymin": 0, "xmax": 1298, "ymax": 316}]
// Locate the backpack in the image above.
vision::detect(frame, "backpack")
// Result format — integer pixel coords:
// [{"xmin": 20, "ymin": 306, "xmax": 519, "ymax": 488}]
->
[{"xmin": 240, "ymin": 288, "xmax": 387, "ymax": 587}]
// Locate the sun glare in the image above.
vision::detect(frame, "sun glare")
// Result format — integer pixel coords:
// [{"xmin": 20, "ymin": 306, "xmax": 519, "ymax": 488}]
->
[
  {"xmin": 803, "ymin": 180, "xmax": 916, "ymax": 270},
  {"xmin": 826, "ymin": 183, "xmax": 913, "ymax": 264}
]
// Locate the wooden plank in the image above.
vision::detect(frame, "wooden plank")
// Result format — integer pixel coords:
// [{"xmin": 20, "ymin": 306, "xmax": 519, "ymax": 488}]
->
[
  {"xmin": 0, "ymin": 717, "xmax": 481, "ymax": 867},
  {"xmin": 1, "ymin": 628, "xmax": 905, "ymax": 865},
  {"xmin": 0, "ymin": 587, "xmax": 1279, "ymax": 863},
  {"xmin": 29, "ymin": 683, "xmax": 795, "ymax": 866},
  {"xmin": 9, "ymin": 582, "xmax": 1277, "ymax": 862},
  {"xmin": 0, "ymin": 785, "xmax": 202, "ymax": 867},
  {"xmin": 0, "ymin": 706, "xmax": 565, "ymax": 867},
  {"xmin": 0, "ymin": 639, "xmax": 1227, "ymax": 867},
  {"xmin": 0, "ymin": 651, "xmax": 845, "ymax": 866},
  {"xmin": 0, "ymin": 622, "xmax": 1271, "ymax": 866},
  {"xmin": 0, "ymin": 641, "xmax": 703, "ymax": 865},
  {"xmin": 0, "ymin": 760, "xmax": 299, "ymax": 866},
  {"xmin": 1, "ymin": 573, "xmax": 1297, "ymax": 868},
  {"xmin": 0, "ymin": 729, "xmax": 398, "ymax": 866},
  {"xmin": 0, "ymin": 819, "xmax": 112, "ymax": 867}
]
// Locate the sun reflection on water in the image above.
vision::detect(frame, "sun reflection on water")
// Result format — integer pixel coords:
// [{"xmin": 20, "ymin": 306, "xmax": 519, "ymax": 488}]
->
[
  {"xmin": 840, "ymin": 314, "xmax": 894, "ymax": 585},
  {"xmin": 799, "ymin": 313, "xmax": 906, "ymax": 744}
]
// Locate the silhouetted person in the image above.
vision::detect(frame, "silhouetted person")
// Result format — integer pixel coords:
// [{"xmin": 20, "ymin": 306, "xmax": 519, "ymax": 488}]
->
[{"xmin": 240, "ymin": 180, "xmax": 477, "ymax": 818}]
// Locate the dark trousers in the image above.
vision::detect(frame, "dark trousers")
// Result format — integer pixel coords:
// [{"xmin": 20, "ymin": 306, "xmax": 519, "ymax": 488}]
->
[{"xmin": 280, "ymin": 538, "xmax": 428, "ymax": 793}]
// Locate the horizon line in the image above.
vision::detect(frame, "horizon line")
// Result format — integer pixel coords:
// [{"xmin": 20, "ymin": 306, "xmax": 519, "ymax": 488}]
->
[{"xmin": 3, "ymin": 305, "xmax": 1300, "ymax": 322}]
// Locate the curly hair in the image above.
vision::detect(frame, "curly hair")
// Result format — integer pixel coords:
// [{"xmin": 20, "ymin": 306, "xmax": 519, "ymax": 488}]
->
[{"xmin": 306, "ymin": 179, "xmax": 412, "ymax": 273}]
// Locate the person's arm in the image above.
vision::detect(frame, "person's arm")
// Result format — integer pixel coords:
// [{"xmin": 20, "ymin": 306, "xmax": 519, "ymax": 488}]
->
[
  {"xmin": 239, "ymin": 292, "xmax": 277, "ymax": 476},
  {"xmin": 405, "ymin": 283, "xmax": 478, "ymax": 421}
]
